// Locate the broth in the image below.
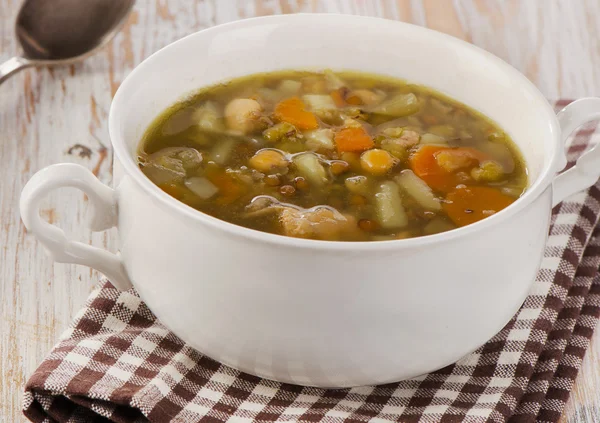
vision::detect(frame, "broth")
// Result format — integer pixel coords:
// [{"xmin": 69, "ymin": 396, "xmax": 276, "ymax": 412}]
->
[{"xmin": 137, "ymin": 70, "xmax": 527, "ymax": 241}]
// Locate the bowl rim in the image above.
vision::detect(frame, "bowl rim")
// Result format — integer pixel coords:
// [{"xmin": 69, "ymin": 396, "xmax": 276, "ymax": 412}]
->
[{"xmin": 110, "ymin": 13, "xmax": 561, "ymax": 251}]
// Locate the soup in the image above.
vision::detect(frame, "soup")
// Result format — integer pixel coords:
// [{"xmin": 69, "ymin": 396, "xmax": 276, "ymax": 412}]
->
[{"xmin": 137, "ymin": 70, "xmax": 527, "ymax": 241}]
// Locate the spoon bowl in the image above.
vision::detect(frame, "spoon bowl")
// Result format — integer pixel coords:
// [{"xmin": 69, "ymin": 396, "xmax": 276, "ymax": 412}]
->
[{"xmin": 0, "ymin": 0, "xmax": 135, "ymax": 84}]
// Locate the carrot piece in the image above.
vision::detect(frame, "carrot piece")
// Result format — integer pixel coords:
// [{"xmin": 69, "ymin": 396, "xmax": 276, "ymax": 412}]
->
[
  {"xmin": 274, "ymin": 97, "xmax": 319, "ymax": 130},
  {"xmin": 443, "ymin": 186, "xmax": 515, "ymax": 227},
  {"xmin": 409, "ymin": 145, "xmax": 489, "ymax": 192},
  {"xmin": 334, "ymin": 127, "xmax": 375, "ymax": 153},
  {"xmin": 409, "ymin": 145, "xmax": 455, "ymax": 192},
  {"xmin": 330, "ymin": 89, "xmax": 345, "ymax": 107},
  {"xmin": 205, "ymin": 167, "xmax": 244, "ymax": 205}
]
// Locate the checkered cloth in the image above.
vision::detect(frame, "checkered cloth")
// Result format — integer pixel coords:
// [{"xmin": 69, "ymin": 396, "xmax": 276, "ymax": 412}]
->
[{"xmin": 23, "ymin": 100, "xmax": 600, "ymax": 423}]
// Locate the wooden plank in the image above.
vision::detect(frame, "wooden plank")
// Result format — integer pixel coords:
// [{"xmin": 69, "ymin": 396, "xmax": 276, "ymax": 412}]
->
[{"xmin": 1, "ymin": 1, "xmax": 598, "ymax": 421}]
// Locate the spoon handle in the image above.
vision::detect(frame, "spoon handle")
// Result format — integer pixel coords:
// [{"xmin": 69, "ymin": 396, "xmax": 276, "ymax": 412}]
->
[{"xmin": 0, "ymin": 56, "xmax": 31, "ymax": 85}]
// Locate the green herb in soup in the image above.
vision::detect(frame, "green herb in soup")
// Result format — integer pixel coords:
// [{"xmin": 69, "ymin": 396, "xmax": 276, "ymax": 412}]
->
[{"xmin": 137, "ymin": 70, "xmax": 527, "ymax": 241}]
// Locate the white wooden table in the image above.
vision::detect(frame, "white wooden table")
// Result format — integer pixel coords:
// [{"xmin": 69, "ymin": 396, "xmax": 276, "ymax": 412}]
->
[{"xmin": 1, "ymin": 1, "xmax": 599, "ymax": 422}]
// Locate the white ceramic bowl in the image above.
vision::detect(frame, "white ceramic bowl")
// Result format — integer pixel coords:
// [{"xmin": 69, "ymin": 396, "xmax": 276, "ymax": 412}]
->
[{"xmin": 20, "ymin": 14, "xmax": 600, "ymax": 387}]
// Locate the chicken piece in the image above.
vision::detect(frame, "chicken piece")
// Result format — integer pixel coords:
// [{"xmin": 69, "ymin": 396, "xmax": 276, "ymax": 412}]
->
[
  {"xmin": 279, "ymin": 207, "xmax": 358, "ymax": 240},
  {"xmin": 435, "ymin": 150, "xmax": 476, "ymax": 172},
  {"xmin": 395, "ymin": 130, "xmax": 421, "ymax": 147}
]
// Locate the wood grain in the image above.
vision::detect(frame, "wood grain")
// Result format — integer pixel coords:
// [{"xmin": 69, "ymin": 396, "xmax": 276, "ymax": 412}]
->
[{"xmin": 1, "ymin": 1, "xmax": 599, "ymax": 422}]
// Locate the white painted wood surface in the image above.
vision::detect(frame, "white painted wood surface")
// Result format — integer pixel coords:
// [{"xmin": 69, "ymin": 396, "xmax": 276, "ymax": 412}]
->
[{"xmin": 1, "ymin": 1, "xmax": 599, "ymax": 421}]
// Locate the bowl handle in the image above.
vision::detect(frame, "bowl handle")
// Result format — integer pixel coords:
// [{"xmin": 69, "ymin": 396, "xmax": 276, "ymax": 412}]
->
[
  {"xmin": 553, "ymin": 98, "xmax": 600, "ymax": 206},
  {"xmin": 20, "ymin": 163, "xmax": 132, "ymax": 290}
]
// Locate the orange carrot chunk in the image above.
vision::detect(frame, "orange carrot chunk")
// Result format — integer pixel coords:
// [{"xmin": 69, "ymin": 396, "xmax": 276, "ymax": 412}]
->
[
  {"xmin": 409, "ymin": 145, "xmax": 490, "ymax": 192},
  {"xmin": 409, "ymin": 145, "xmax": 456, "ymax": 192},
  {"xmin": 443, "ymin": 186, "xmax": 515, "ymax": 227},
  {"xmin": 274, "ymin": 97, "xmax": 319, "ymax": 130},
  {"xmin": 205, "ymin": 167, "xmax": 244, "ymax": 205},
  {"xmin": 334, "ymin": 127, "xmax": 375, "ymax": 153}
]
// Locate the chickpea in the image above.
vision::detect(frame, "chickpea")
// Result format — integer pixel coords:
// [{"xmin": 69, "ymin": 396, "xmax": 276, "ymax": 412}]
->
[
  {"xmin": 224, "ymin": 98, "xmax": 263, "ymax": 134},
  {"xmin": 360, "ymin": 149, "xmax": 397, "ymax": 175},
  {"xmin": 248, "ymin": 150, "xmax": 288, "ymax": 173}
]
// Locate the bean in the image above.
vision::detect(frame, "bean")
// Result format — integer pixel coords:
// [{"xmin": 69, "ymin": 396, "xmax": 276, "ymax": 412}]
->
[
  {"xmin": 280, "ymin": 185, "xmax": 296, "ymax": 196},
  {"xmin": 358, "ymin": 219, "xmax": 379, "ymax": 232},
  {"xmin": 294, "ymin": 176, "xmax": 309, "ymax": 191},
  {"xmin": 265, "ymin": 174, "xmax": 281, "ymax": 186}
]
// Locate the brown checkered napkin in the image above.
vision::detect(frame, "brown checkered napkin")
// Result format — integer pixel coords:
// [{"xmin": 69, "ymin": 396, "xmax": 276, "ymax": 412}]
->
[{"xmin": 23, "ymin": 100, "xmax": 600, "ymax": 423}]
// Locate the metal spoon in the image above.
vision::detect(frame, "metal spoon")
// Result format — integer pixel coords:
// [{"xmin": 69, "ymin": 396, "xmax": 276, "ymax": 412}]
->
[{"xmin": 0, "ymin": 0, "xmax": 135, "ymax": 85}]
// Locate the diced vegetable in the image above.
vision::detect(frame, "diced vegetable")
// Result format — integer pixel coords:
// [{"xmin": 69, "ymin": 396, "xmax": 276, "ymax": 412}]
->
[
  {"xmin": 375, "ymin": 181, "xmax": 408, "ymax": 229},
  {"xmin": 380, "ymin": 130, "xmax": 421, "ymax": 159},
  {"xmin": 278, "ymin": 79, "xmax": 302, "ymax": 95},
  {"xmin": 324, "ymin": 69, "xmax": 346, "ymax": 90},
  {"xmin": 342, "ymin": 117, "xmax": 364, "ymax": 129},
  {"xmin": 395, "ymin": 170, "xmax": 441, "ymax": 211},
  {"xmin": 409, "ymin": 145, "xmax": 488, "ymax": 192},
  {"xmin": 370, "ymin": 93, "xmax": 420, "ymax": 116},
  {"xmin": 471, "ymin": 160, "xmax": 505, "ymax": 182},
  {"xmin": 443, "ymin": 186, "xmax": 514, "ymax": 226},
  {"xmin": 305, "ymin": 128, "xmax": 335, "ymax": 151},
  {"xmin": 344, "ymin": 175, "xmax": 371, "ymax": 196},
  {"xmin": 360, "ymin": 149, "xmax": 397, "ymax": 175},
  {"xmin": 249, "ymin": 149, "xmax": 289, "ymax": 173},
  {"xmin": 424, "ymin": 218, "xmax": 455, "ymax": 235},
  {"xmin": 263, "ymin": 122, "xmax": 297, "ymax": 143},
  {"xmin": 381, "ymin": 140, "xmax": 408, "ymax": 161},
  {"xmin": 293, "ymin": 153, "xmax": 328, "ymax": 186},
  {"xmin": 302, "ymin": 94, "xmax": 337, "ymax": 118},
  {"xmin": 224, "ymin": 98, "xmax": 263, "ymax": 134},
  {"xmin": 185, "ymin": 177, "xmax": 219, "ymax": 199},
  {"xmin": 195, "ymin": 101, "xmax": 224, "ymax": 132},
  {"xmin": 210, "ymin": 137, "xmax": 237, "ymax": 165},
  {"xmin": 334, "ymin": 127, "xmax": 374, "ymax": 153},
  {"xmin": 257, "ymin": 87, "xmax": 281, "ymax": 103},
  {"xmin": 409, "ymin": 145, "xmax": 454, "ymax": 192},
  {"xmin": 274, "ymin": 97, "xmax": 319, "ymax": 130},
  {"xmin": 205, "ymin": 167, "xmax": 245, "ymax": 205}
]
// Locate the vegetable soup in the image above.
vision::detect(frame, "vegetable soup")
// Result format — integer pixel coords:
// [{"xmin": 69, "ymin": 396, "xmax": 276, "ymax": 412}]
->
[{"xmin": 137, "ymin": 70, "xmax": 527, "ymax": 241}]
